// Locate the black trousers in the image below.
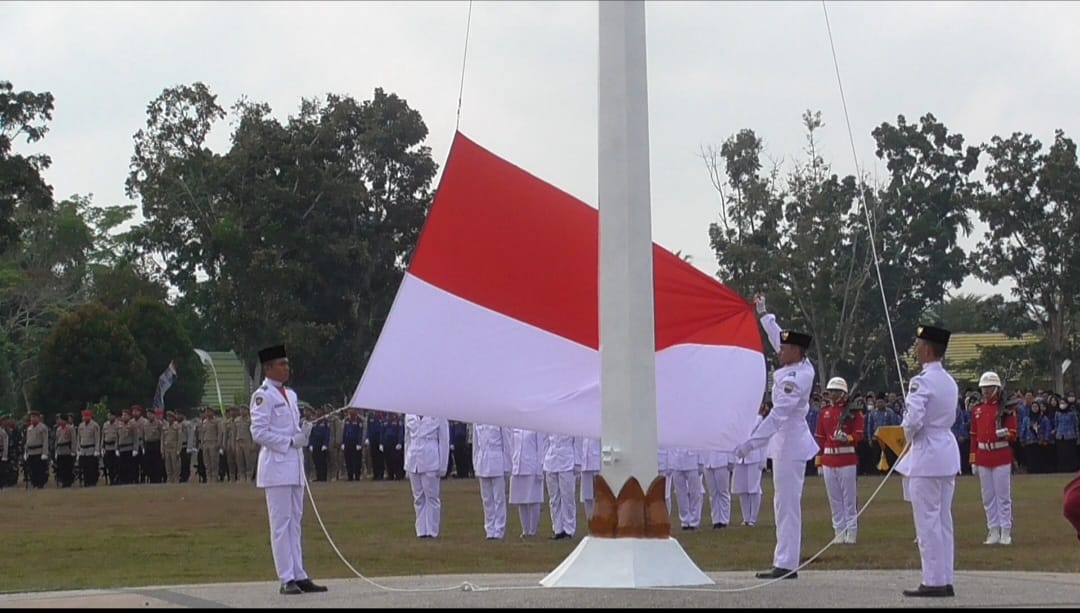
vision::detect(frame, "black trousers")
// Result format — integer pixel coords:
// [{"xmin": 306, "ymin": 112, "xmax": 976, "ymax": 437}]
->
[
  {"xmin": 144, "ymin": 441, "xmax": 162, "ymax": 483},
  {"xmin": 1056, "ymin": 439, "xmax": 1079, "ymax": 473},
  {"xmin": 312, "ymin": 447, "xmax": 329, "ymax": 482},
  {"xmin": 452, "ymin": 436, "xmax": 471, "ymax": 478},
  {"xmin": 385, "ymin": 446, "xmax": 404, "ymax": 480},
  {"xmin": 55, "ymin": 455, "xmax": 75, "ymax": 487},
  {"xmin": 118, "ymin": 450, "xmax": 137, "ymax": 484},
  {"xmin": 27, "ymin": 456, "xmax": 48, "ymax": 488},
  {"xmin": 78, "ymin": 455, "xmax": 99, "ymax": 486},
  {"xmin": 103, "ymin": 450, "xmax": 118, "ymax": 484},
  {"xmin": 180, "ymin": 449, "xmax": 192, "ymax": 483},
  {"xmin": 196, "ymin": 450, "xmax": 207, "ymax": 483},
  {"xmin": 344, "ymin": 445, "xmax": 362, "ymax": 480},
  {"xmin": 371, "ymin": 446, "xmax": 385, "ymax": 480}
]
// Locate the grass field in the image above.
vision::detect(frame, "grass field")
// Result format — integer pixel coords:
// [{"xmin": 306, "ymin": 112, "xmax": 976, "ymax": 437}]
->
[{"xmin": 0, "ymin": 472, "xmax": 1076, "ymax": 592}]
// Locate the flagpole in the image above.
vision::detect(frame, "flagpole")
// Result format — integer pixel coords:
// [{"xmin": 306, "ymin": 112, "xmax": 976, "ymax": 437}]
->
[{"xmin": 541, "ymin": 1, "xmax": 711, "ymax": 588}]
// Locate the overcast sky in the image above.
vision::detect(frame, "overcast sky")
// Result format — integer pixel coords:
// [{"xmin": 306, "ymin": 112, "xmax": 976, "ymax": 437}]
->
[{"xmin": 6, "ymin": 1, "xmax": 1079, "ymax": 300}]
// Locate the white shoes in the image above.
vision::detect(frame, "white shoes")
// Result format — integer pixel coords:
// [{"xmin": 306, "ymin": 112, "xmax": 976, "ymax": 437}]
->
[
  {"xmin": 999, "ymin": 528, "xmax": 1012, "ymax": 545},
  {"xmin": 844, "ymin": 528, "xmax": 857, "ymax": 544},
  {"xmin": 983, "ymin": 527, "xmax": 1001, "ymax": 545}
]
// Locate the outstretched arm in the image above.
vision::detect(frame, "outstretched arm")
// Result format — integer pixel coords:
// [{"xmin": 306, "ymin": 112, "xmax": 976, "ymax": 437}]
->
[{"xmin": 755, "ymin": 294, "xmax": 781, "ymax": 353}]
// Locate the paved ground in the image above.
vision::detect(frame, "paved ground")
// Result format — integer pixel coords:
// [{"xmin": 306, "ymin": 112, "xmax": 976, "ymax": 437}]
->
[{"xmin": 1, "ymin": 570, "xmax": 1078, "ymax": 608}]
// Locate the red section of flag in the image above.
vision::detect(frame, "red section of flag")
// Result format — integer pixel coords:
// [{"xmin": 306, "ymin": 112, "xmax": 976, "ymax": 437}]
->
[{"xmin": 409, "ymin": 132, "xmax": 761, "ymax": 353}]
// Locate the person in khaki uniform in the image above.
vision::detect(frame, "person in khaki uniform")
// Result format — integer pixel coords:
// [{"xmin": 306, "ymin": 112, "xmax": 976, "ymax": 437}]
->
[
  {"xmin": 198, "ymin": 408, "xmax": 223, "ymax": 483},
  {"xmin": 129, "ymin": 405, "xmax": 148, "ymax": 483},
  {"xmin": 162, "ymin": 411, "xmax": 182, "ymax": 483},
  {"xmin": 116, "ymin": 409, "xmax": 138, "ymax": 485},
  {"xmin": 23, "ymin": 410, "xmax": 50, "ymax": 489},
  {"xmin": 76, "ymin": 409, "xmax": 102, "ymax": 487},
  {"xmin": 234, "ymin": 407, "xmax": 256, "ymax": 482},
  {"xmin": 221, "ymin": 407, "xmax": 236, "ymax": 483},
  {"xmin": 328, "ymin": 409, "xmax": 344, "ymax": 481},
  {"xmin": 143, "ymin": 409, "xmax": 165, "ymax": 483},
  {"xmin": 101, "ymin": 412, "xmax": 119, "ymax": 485},
  {"xmin": 54, "ymin": 413, "xmax": 77, "ymax": 487}
]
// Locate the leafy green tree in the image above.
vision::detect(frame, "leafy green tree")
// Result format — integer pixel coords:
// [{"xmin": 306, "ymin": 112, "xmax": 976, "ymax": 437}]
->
[
  {"xmin": 122, "ymin": 298, "xmax": 205, "ymax": 411},
  {"xmin": 35, "ymin": 302, "xmax": 147, "ymax": 417},
  {"xmin": 0, "ymin": 80, "xmax": 55, "ymax": 252},
  {"xmin": 970, "ymin": 130, "xmax": 1080, "ymax": 394},
  {"xmin": 127, "ymin": 84, "xmax": 437, "ymax": 403}
]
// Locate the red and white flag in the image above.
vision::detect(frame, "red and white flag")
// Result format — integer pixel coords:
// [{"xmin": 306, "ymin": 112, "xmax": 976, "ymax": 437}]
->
[{"xmin": 350, "ymin": 133, "xmax": 765, "ymax": 450}]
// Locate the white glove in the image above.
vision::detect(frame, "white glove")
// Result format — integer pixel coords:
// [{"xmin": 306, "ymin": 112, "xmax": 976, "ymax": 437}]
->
[
  {"xmin": 356, "ymin": 445, "xmax": 361, "ymax": 451},
  {"xmin": 341, "ymin": 444, "xmax": 345, "ymax": 451},
  {"xmin": 450, "ymin": 444, "xmax": 455, "ymax": 451},
  {"xmin": 76, "ymin": 451, "xmax": 82, "ymax": 459},
  {"xmin": 363, "ymin": 439, "xmax": 369, "ymax": 446},
  {"xmin": 754, "ymin": 294, "xmax": 767, "ymax": 315},
  {"xmin": 995, "ymin": 427, "xmax": 1009, "ymax": 439},
  {"xmin": 395, "ymin": 444, "xmax": 402, "ymax": 451},
  {"xmin": 218, "ymin": 448, "xmax": 224, "ymax": 455},
  {"xmin": 290, "ymin": 433, "xmax": 307, "ymax": 449},
  {"xmin": 833, "ymin": 432, "xmax": 849, "ymax": 443},
  {"xmin": 23, "ymin": 452, "xmax": 27, "ymax": 461},
  {"xmin": 321, "ymin": 445, "xmax": 328, "ymax": 452},
  {"xmin": 379, "ymin": 444, "xmax": 384, "ymax": 452},
  {"xmin": 132, "ymin": 450, "xmax": 139, "ymax": 457},
  {"xmin": 189, "ymin": 448, "xmax": 197, "ymax": 455},
  {"xmin": 94, "ymin": 451, "xmax": 100, "ymax": 457},
  {"xmin": 41, "ymin": 453, "xmax": 48, "ymax": 461},
  {"xmin": 734, "ymin": 442, "xmax": 752, "ymax": 460}
]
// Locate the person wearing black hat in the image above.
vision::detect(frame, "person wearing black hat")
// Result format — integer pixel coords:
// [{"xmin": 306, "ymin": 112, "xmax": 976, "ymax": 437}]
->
[
  {"xmin": 895, "ymin": 324, "xmax": 960, "ymax": 598},
  {"xmin": 248, "ymin": 344, "xmax": 327, "ymax": 595},
  {"xmin": 734, "ymin": 295, "xmax": 820, "ymax": 580}
]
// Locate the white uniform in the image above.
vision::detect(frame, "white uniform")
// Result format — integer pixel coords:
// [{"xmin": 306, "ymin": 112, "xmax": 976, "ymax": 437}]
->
[
  {"xmin": 668, "ymin": 448, "xmax": 704, "ymax": 529},
  {"xmin": 733, "ymin": 415, "xmax": 767, "ymax": 526},
  {"xmin": 895, "ymin": 360, "xmax": 960, "ymax": 589},
  {"xmin": 578, "ymin": 437, "xmax": 602, "ymax": 519},
  {"xmin": 702, "ymin": 449, "xmax": 735, "ymax": 527},
  {"xmin": 404, "ymin": 415, "xmax": 450, "ymax": 538},
  {"xmin": 740, "ymin": 312, "xmax": 819, "ymax": 571},
  {"xmin": 249, "ymin": 378, "xmax": 310, "ymax": 585},
  {"xmin": 657, "ymin": 447, "xmax": 673, "ymax": 513},
  {"xmin": 472, "ymin": 424, "xmax": 513, "ymax": 539},
  {"xmin": 510, "ymin": 428, "xmax": 547, "ymax": 537},
  {"xmin": 543, "ymin": 433, "xmax": 581, "ymax": 537}
]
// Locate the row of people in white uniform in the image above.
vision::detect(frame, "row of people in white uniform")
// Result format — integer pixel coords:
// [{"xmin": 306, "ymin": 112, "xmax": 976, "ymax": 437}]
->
[{"xmin": 403, "ymin": 413, "xmax": 771, "ymax": 540}]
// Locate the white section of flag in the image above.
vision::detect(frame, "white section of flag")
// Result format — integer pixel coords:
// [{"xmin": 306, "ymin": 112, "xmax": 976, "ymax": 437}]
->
[{"xmin": 351, "ymin": 274, "xmax": 764, "ymax": 451}]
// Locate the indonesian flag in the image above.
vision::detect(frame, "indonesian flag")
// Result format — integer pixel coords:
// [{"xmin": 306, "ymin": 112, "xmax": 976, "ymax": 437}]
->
[{"xmin": 349, "ymin": 133, "xmax": 765, "ymax": 451}]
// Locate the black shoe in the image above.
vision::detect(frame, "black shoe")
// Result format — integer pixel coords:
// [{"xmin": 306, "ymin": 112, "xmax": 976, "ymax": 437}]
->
[
  {"xmin": 418, "ymin": 534, "xmax": 433, "ymax": 539},
  {"xmin": 902, "ymin": 584, "xmax": 954, "ymax": 598},
  {"xmin": 279, "ymin": 581, "xmax": 303, "ymax": 595},
  {"xmin": 755, "ymin": 567, "xmax": 798, "ymax": 580},
  {"xmin": 713, "ymin": 522, "xmax": 727, "ymax": 529},
  {"xmin": 295, "ymin": 578, "xmax": 328, "ymax": 593}
]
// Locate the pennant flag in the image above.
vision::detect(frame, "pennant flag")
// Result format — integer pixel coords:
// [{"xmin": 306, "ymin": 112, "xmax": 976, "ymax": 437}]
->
[
  {"xmin": 152, "ymin": 361, "xmax": 178, "ymax": 410},
  {"xmin": 349, "ymin": 133, "xmax": 765, "ymax": 450}
]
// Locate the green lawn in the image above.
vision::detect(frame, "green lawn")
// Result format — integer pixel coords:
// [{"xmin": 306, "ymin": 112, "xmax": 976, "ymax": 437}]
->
[{"xmin": 0, "ymin": 472, "xmax": 1075, "ymax": 592}]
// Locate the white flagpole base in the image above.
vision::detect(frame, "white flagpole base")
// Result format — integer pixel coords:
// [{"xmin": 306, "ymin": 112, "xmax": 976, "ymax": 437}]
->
[{"xmin": 540, "ymin": 536, "xmax": 714, "ymax": 588}]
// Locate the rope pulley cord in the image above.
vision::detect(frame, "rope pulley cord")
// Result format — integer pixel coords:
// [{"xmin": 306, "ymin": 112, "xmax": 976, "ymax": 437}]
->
[{"xmin": 298, "ymin": 0, "xmax": 913, "ymax": 595}]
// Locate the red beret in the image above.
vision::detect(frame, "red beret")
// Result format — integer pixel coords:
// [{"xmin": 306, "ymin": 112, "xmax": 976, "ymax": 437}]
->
[{"xmin": 82, "ymin": 410, "xmax": 93, "ymax": 418}]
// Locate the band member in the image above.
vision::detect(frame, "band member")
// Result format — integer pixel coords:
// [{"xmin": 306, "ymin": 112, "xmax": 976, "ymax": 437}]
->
[
  {"xmin": 814, "ymin": 377, "xmax": 864, "ymax": 544},
  {"xmin": 970, "ymin": 371, "xmax": 1017, "ymax": 546}
]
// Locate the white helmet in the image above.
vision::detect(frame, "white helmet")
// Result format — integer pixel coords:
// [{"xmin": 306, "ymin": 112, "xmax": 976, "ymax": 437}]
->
[
  {"xmin": 826, "ymin": 377, "xmax": 849, "ymax": 393},
  {"xmin": 978, "ymin": 371, "xmax": 1002, "ymax": 388}
]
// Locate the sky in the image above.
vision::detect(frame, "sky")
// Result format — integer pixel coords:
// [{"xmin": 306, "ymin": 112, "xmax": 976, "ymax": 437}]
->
[{"xmin": 5, "ymin": 0, "xmax": 1079, "ymax": 300}]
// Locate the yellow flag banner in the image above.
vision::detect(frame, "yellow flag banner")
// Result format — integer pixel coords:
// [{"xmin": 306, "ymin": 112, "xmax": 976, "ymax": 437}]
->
[{"xmin": 874, "ymin": 425, "xmax": 907, "ymax": 470}]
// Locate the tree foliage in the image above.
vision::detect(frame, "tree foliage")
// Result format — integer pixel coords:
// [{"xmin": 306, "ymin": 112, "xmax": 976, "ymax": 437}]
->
[
  {"xmin": 971, "ymin": 130, "xmax": 1080, "ymax": 393},
  {"xmin": 121, "ymin": 299, "xmax": 205, "ymax": 411},
  {"xmin": 36, "ymin": 302, "xmax": 147, "ymax": 417},
  {"xmin": 126, "ymin": 83, "xmax": 437, "ymax": 403},
  {"xmin": 0, "ymin": 80, "xmax": 55, "ymax": 252}
]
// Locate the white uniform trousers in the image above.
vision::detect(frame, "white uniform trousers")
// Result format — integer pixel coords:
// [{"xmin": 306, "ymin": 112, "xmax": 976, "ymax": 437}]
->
[
  {"xmin": 702, "ymin": 465, "xmax": 732, "ymax": 526},
  {"xmin": 909, "ymin": 475, "xmax": 955, "ymax": 587},
  {"xmin": 478, "ymin": 475, "xmax": 508, "ymax": 539},
  {"xmin": 660, "ymin": 470, "xmax": 673, "ymax": 514},
  {"xmin": 733, "ymin": 462, "xmax": 764, "ymax": 525},
  {"xmin": 264, "ymin": 485, "xmax": 307, "ymax": 583},
  {"xmin": 545, "ymin": 470, "xmax": 577, "ymax": 536},
  {"xmin": 579, "ymin": 470, "xmax": 599, "ymax": 519},
  {"xmin": 409, "ymin": 471, "xmax": 442, "ymax": 537},
  {"xmin": 976, "ymin": 465, "xmax": 1012, "ymax": 530},
  {"xmin": 823, "ymin": 465, "xmax": 858, "ymax": 534},
  {"xmin": 510, "ymin": 474, "xmax": 543, "ymax": 537},
  {"xmin": 771, "ymin": 459, "xmax": 806, "ymax": 570},
  {"xmin": 671, "ymin": 469, "xmax": 704, "ymax": 528}
]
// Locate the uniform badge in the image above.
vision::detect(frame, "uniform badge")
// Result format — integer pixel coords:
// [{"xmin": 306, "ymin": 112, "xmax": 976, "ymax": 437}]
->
[
  {"xmin": 255, "ymin": 396, "xmax": 264, "ymax": 406},
  {"xmin": 783, "ymin": 383, "xmax": 794, "ymax": 394},
  {"xmin": 909, "ymin": 382, "xmax": 919, "ymax": 393},
  {"xmin": 786, "ymin": 371, "xmax": 796, "ymax": 378}
]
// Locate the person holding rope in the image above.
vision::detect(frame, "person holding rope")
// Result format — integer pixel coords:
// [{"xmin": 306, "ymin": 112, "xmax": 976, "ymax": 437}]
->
[
  {"xmin": 895, "ymin": 325, "xmax": 959, "ymax": 598},
  {"xmin": 249, "ymin": 344, "xmax": 327, "ymax": 596},
  {"xmin": 735, "ymin": 294, "xmax": 819, "ymax": 580}
]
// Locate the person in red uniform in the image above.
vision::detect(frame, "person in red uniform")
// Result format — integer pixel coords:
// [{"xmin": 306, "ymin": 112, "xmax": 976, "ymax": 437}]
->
[
  {"xmin": 1064, "ymin": 472, "xmax": 1080, "ymax": 564},
  {"xmin": 814, "ymin": 376, "xmax": 865, "ymax": 544},
  {"xmin": 970, "ymin": 371, "xmax": 1017, "ymax": 546}
]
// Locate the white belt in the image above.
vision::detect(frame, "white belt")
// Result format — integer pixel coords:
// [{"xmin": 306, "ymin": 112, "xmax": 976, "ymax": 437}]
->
[
  {"xmin": 824, "ymin": 446, "xmax": 855, "ymax": 455},
  {"xmin": 978, "ymin": 441, "xmax": 1009, "ymax": 451}
]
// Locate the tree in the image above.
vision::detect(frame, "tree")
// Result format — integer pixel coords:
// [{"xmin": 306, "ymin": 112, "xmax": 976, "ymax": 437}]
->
[
  {"xmin": 127, "ymin": 84, "xmax": 437, "ymax": 404},
  {"xmin": 971, "ymin": 130, "xmax": 1080, "ymax": 394},
  {"xmin": 35, "ymin": 302, "xmax": 147, "ymax": 417},
  {"xmin": 933, "ymin": 293, "xmax": 1037, "ymax": 335},
  {"xmin": 0, "ymin": 80, "xmax": 55, "ymax": 253},
  {"xmin": 122, "ymin": 298, "xmax": 205, "ymax": 411}
]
